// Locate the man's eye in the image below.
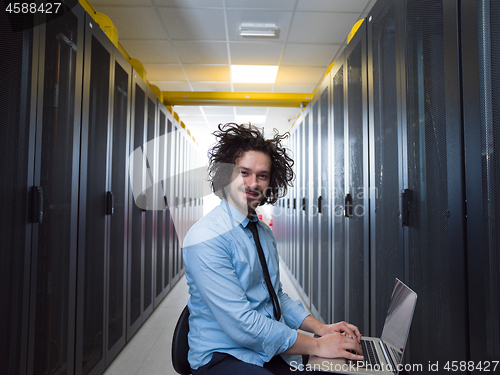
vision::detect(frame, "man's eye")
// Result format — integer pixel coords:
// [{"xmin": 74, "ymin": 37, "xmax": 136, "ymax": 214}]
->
[
  {"xmin": 260, "ymin": 175, "xmax": 268, "ymax": 179},
  {"xmin": 240, "ymin": 171, "xmax": 248, "ymax": 175}
]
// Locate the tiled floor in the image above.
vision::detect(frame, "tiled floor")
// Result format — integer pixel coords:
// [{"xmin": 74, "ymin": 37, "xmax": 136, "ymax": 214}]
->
[{"xmin": 104, "ymin": 261, "xmax": 308, "ymax": 375}]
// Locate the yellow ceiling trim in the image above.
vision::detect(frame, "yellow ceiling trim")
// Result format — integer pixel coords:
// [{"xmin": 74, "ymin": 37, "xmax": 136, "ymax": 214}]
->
[
  {"xmin": 163, "ymin": 92, "xmax": 312, "ymax": 108},
  {"xmin": 347, "ymin": 19, "xmax": 365, "ymax": 44},
  {"xmin": 78, "ymin": 0, "xmax": 97, "ymax": 18}
]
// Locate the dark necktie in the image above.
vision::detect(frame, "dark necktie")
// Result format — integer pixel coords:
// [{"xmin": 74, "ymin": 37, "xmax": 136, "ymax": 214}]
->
[{"xmin": 247, "ymin": 221, "xmax": 281, "ymax": 321}]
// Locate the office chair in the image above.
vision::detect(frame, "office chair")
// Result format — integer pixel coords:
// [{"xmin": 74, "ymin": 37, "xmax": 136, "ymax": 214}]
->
[{"xmin": 172, "ymin": 305, "xmax": 191, "ymax": 374}]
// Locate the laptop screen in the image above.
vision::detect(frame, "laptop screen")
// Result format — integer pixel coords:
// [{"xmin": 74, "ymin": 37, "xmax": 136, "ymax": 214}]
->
[{"xmin": 380, "ymin": 279, "xmax": 418, "ymax": 363}]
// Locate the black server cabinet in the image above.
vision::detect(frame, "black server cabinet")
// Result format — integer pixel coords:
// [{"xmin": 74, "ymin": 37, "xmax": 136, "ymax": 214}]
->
[
  {"xmin": 127, "ymin": 73, "xmax": 158, "ymax": 340},
  {"xmin": 366, "ymin": 0, "xmax": 406, "ymax": 338},
  {"xmin": 462, "ymin": 0, "xmax": 500, "ymax": 367},
  {"xmin": 331, "ymin": 62, "xmax": 346, "ymax": 325},
  {"xmin": 0, "ymin": 10, "xmax": 38, "ymax": 375},
  {"xmin": 318, "ymin": 81, "xmax": 331, "ymax": 324},
  {"xmin": 76, "ymin": 15, "xmax": 113, "ymax": 375},
  {"xmin": 127, "ymin": 72, "xmax": 147, "ymax": 340},
  {"xmin": 344, "ymin": 21, "xmax": 370, "ymax": 335},
  {"xmin": 154, "ymin": 104, "xmax": 170, "ymax": 308},
  {"xmin": 76, "ymin": 14, "xmax": 132, "ymax": 374},
  {"xmin": 106, "ymin": 46, "xmax": 131, "ymax": 365},
  {"xmin": 302, "ymin": 113, "xmax": 310, "ymax": 306},
  {"xmin": 29, "ymin": 6, "xmax": 85, "ymax": 375},
  {"xmin": 292, "ymin": 131, "xmax": 296, "ymax": 277},
  {"xmin": 403, "ymin": 0, "xmax": 468, "ymax": 367},
  {"xmin": 309, "ymin": 100, "xmax": 320, "ymax": 317},
  {"xmin": 143, "ymin": 91, "xmax": 157, "ymax": 321},
  {"xmin": 308, "ymin": 77, "xmax": 332, "ymax": 324},
  {"xmin": 166, "ymin": 118, "xmax": 175, "ymax": 290},
  {"xmin": 171, "ymin": 126, "xmax": 179, "ymax": 283}
]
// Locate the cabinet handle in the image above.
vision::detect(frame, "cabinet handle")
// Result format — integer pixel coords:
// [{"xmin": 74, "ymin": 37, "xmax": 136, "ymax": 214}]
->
[
  {"xmin": 344, "ymin": 194, "xmax": 353, "ymax": 218},
  {"xmin": 401, "ymin": 189, "xmax": 412, "ymax": 226},
  {"xmin": 318, "ymin": 196, "xmax": 323, "ymax": 214},
  {"xmin": 32, "ymin": 186, "xmax": 44, "ymax": 223},
  {"xmin": 106, "ymin": 191, "xmax": 114, "ymax": 216}
]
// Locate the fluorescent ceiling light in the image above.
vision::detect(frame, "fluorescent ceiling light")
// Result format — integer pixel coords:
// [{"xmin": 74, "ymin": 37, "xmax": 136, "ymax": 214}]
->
[
  {"xmin": 239, "ymin": 23, "xmax": 279, "ymax": 37},
  {"xmin": 231, "ymin": 65, "xmax": 279, "ymax": 84},
  {"xmin": 235, "ymin": 115, "xmax": 266, "ymax": 125}
]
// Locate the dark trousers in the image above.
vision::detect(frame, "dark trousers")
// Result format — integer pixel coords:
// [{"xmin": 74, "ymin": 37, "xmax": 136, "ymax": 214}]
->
[
  {"xmin": 192, "ymin": 352, "xmax": 325, "ymax": 375},
  {"xmin": 192, "ymin": 352, "xmax": 412, "ymax": 375}
]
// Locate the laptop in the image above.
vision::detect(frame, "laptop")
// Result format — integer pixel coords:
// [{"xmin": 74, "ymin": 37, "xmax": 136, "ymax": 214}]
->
[{"xmin": 307, "ymin": 278, "xmax": 417, "ymax": 375}]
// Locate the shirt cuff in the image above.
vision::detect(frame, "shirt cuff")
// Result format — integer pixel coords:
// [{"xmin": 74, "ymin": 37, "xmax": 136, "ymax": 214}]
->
[
  {"xmin": 262, "ymin": 322, "xmax": 298, "ymax": 360},
  {"xmin": 282, "ymin": 300, "xmax": 311, "ymax": 330}
]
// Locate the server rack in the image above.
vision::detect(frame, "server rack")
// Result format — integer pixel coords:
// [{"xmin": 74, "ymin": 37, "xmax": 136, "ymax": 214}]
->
[
  {"xmin": 1, "ymin": 2, "xmax": 200, "ymax": 374},
  {"xmin": 344, "ymin": 20, "xmax": 370, "ymax": 335},
  {"xmin": 1, "ymin": 9, "xmax": 41, "ymax": 375},
  {"xmin": 76, "ymin": 14, "xmax": 114, "ymax": 375},
  {"xmin": 276, "ymin": 1, "xmax": 489, "ymax": 371},
  {"xmin": 28, "ymin": 6, "xmax": 85, "ymax": 375},
  {"xmin": 462, "ymin": 0, "xmax": 500, "ymax": 367},
  {"xmin": 366, "ymin": 0, "xmax": 406, "ymax": 338},
  {"xmin": 403, "ymin": 0, "xmax": 468, "ymax": 367},
  {"xmin": 330, "ymin": 61, "xmax": 346, "ymax": 326},
  {"xmin": 106, "ymin": 42, "xmax": 132, "ymax": 366}
]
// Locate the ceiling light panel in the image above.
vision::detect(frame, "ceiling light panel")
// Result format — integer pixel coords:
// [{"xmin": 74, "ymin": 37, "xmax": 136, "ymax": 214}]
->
[
  {"xmin": 239, "ymin": 23, "xmax": 279, "ymax": 37},
  {"xmin": 231, "ymin": 65, "xmax": 279, "ymax": 83}
]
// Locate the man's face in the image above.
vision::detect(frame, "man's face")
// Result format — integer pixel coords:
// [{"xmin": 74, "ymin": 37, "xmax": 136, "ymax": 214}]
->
[{"xmin": 224, "ymin": 150, "xmax": 272, "ymax": 217}]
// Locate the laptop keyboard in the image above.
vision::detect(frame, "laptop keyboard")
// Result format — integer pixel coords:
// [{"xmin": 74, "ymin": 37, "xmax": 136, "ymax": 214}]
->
[
  {"xmin": 360, "ymin": 340, "xmax": 382, "ymax": 367},
  {"xmin": 390, "ymin": 346, "xmax": 402, "ymax": 364}
]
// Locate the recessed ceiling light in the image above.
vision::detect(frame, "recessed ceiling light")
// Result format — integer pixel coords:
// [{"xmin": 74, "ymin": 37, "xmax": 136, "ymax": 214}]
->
[
  {"xmin": 239, "ymin": 23, "xmax": 279, "ymax": 37},
  {"xmin": 231, "ymin": 65, "xmax": 279, "ymax": 84}
]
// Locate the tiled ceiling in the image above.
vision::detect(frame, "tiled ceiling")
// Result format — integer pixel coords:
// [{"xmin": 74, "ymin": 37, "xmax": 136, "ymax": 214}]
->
[{"xmin": 91, "ymin": 0, "xmax": 376, "ymax": 156}]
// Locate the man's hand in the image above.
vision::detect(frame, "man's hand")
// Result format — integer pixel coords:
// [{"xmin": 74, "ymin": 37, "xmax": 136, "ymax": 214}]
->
[
  {"xmin": 316, "ymin": 332, "xmax": 364, "ymax": 360},
  {"xmin": 283, "ymin": 331, "xmax": 363, "ymax": 361},
  {"xmin": 318, "ymin": 321, "xmax": 362, "ymax": 343}
]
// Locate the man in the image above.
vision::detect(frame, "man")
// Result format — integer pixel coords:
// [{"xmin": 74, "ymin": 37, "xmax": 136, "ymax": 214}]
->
[{"xmin": 183, "ymin": 123, "xmax": 363, "ymax": 374}]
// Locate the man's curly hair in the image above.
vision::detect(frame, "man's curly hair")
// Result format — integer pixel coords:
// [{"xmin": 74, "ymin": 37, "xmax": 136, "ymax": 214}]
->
[{"xmin": 208, "ymin": 123, "xmax": 295, "ymax": 206}]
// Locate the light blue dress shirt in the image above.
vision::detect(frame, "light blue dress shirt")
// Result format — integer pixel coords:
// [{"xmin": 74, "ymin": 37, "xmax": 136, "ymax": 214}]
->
[{"xmin": 183, "ymin": 199, "xmax": 310, "ymax": 370}]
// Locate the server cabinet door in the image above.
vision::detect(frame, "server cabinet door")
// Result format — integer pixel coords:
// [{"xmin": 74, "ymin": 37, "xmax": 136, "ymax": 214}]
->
[
  {"xmin": 344, "ymin": 20, "xmax": 369, "ymax": 335},
  {"xmin": 28, "ymin": 5, "xmax": 85, "ymax": 375},
  {"xmin": 0, "ymin": 10, "xmax": 37, "ymax": 375},
  {"xmin": 154, "ymin": 104, "xmax": 170, "ymax": 308},
  {"xmin": 105, "ymin": 44, "xmax": 132, "ymax": 366},
  {"xmin": 367, "ymin": 0, "xmax": 405, "ymax": 338},
  {"xmin": 76, "ymin": 16, "xmax": 113, "ymax": 375},
  {"xmin": 166, "ymin": 119, "xmax": 174, "ymax": 289},
  {"xmin": 127, "ymin": 73, "xmax": 147, "ymax": 340},
  {"xmin": 462, "ymin": 0, "xmax": 500, "ymax": 365},
  {"xmin": 171, "ymin": 125, "xmax": 180, "ymax": 283},
  {"xmin": 318, "ymin": 82, "xmax": 331, "ymax": 324},
  {"xmin": 331, "ymin": 62, "xmax": 346, "ymax": 325},
  {"xmin": 310, "ymin": 100, "xmax": 320, "ymax": 317},
  {"xmin": 302, "ymin": 113, "xmax": 310, "ymax": 306},
  {"xmin": 404, "ymin": 0, "xmax": 468, "ymax": 366},
  {"xmin": 143, "ymin": 93, "xmax": 157, "ymax": 320}
]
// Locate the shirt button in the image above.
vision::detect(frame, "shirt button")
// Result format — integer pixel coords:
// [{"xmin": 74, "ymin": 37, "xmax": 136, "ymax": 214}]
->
[{"xmin": 266, "ymin": 302, "xmax": 269, "ymax": 307}]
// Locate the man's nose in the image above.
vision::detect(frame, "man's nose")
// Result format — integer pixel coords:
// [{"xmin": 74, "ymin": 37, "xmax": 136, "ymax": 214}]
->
[{"xmin": 245, "ymin": 174, "xmax": 259, "ymax": 189}]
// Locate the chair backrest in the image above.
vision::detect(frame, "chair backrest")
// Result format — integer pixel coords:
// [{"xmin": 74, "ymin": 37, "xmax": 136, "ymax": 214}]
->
[{"xmin": 171, "ymin": 305, "xmax": 191, "ymax": 374}]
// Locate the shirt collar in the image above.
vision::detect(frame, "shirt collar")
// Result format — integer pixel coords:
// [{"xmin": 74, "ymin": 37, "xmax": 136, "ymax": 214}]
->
[{"xmin": 220, "ymin": 198, "xmax": 258, "ymax": 228}]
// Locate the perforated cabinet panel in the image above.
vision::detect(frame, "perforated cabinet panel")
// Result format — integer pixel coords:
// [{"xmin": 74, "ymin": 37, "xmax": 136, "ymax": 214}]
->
[
  {"xmin": 0, "ymin": 12, "xmax": 34, "ymax": 375},
  {"xmin": 405, "ymin": 0, "xmax": 455, "ymax": 367},
  {"xmin": 478, "ymin": 0, "xmax": 500, "ymax": 360}
]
